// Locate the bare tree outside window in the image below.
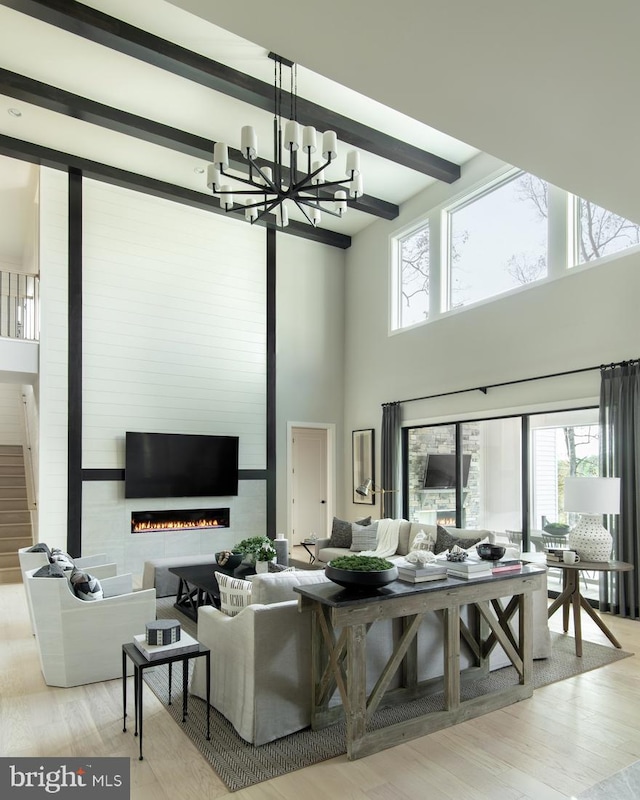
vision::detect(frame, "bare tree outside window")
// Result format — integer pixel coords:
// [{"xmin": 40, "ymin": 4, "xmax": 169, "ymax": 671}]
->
[{"xmin": 399, "ymin": 223, "xmax": 429, "ymax": 328}]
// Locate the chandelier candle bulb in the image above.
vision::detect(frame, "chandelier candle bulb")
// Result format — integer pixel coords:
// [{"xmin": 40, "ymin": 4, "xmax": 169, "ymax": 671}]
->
[
  {"xmin": 335, "ymin": 190, "xmax": 347, "ymax": 214},
  {"xmin": 350, "ymin": 174, "xmax": 363, "ymax": 198},
  {"xmin": 310, "ymin": 207, "xmax": 321, "ymax": 226},
  {"xmin": 240, "ymin": 126, "xmax": 257, "ymax": 159},
  {"xmin": 284, "ymin": 120, "xmax": 301, "ymax": 151},
  {"xmin": 322, "ymin": 130, "xmax": 338, "ymax": 159},
  {"xmin": 302, "ymin": 126, "xmax": 317, "ymax": 153},
  {"xmin": 261, "ymin": 166, "xmax": 273, "ymax": 186},
  {"xmin": 346, "ymin": 150, "xmax": 361, "ymax": 177},
  {"xmin": 312, "ymin": 161, "xmax": 324, "ymax": 184},
  {"xmin": 219, "ymin": 186, "xmax": 233, "ymax": 209},
  {"xmin": 206, "ymin": 164, "xmax": 220, "ymax": 191},
  {"xmin": 275, "ymin": 205, "xmax": 289, "ymax": 227},
  {"xmin": 213, "ymin": 141, "xmax": 228, "ymax": 168}
]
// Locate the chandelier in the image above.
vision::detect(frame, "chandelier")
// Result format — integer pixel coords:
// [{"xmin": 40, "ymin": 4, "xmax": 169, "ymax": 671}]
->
[{"xmin": 206, "ymin": 53, "xmax": 363, "ymax": 228}]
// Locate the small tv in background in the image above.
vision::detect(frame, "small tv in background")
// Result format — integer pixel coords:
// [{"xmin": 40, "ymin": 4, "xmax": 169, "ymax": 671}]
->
[
  {"xmin": 423, "ymin": 453, "xmax": 472, "ymax": 490},
  {"xmin": 125, "ymin": 432, "xmax": 239, "ymax": 499}
]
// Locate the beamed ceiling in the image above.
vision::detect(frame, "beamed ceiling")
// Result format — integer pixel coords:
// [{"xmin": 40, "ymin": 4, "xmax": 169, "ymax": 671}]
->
[{"xmin": 0, "ymin": 0, "xmax": 479, "ymax": 253}]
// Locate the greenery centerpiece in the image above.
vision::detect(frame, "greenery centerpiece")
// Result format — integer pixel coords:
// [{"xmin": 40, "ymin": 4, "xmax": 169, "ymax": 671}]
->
[
  {"xmin": 543, "ymin": 521, "xmax": 570, "ymax": 536},
  {"xmin": 326, "ymin": 554, "xmax": 398, "ymax": 589},
  {"xmin": 236, "ymin": 536, "xmax": 277, "ymax": 570}
]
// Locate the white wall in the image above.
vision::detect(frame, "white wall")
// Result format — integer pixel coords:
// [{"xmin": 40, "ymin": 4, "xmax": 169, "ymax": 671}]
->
[
  {"xmin": 36, "ymin": 173, "xmax": 348, "ymax": 574},
  {"xmin": 275, "ymin": 233, "xmax": 346, "ymax": 535},
  {"xmin": 0, "ymin": 382, "xmax": 24, "ymax": 445},
  {"xmin": 343, "ymin": 152, "xmax": 640, "ymax": 519},
  {"xmin": 38, "ymin": 168, "xmax": 69, "ymax": 551},
  {"xmin": 81, "ymin": 180, "xmax": 266, "ymax": 470}
]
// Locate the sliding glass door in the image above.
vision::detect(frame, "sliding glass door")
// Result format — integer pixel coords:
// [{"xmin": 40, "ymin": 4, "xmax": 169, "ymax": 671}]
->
[{"xmin": 403, "ymin": 406, "xmax": 599, "ymax": 600}]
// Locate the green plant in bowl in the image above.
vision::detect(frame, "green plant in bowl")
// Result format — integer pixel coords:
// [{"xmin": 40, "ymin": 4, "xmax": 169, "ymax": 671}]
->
[{"xmin": 326, "ymin": 555, "xmax": 398, "ymax": 589}]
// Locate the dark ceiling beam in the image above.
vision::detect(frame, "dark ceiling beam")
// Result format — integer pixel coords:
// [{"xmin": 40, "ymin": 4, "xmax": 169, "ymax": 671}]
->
[
  {"xmin": 0, "ymin": 0, "xmax": 461, "ymax": 183},
  {"xmin": 0, "ymin": 133, "xmax": 352, "ymax": 249},
  {"xmin": 0, "ymin": 68, "xmax": 398, "ymax": 221}
]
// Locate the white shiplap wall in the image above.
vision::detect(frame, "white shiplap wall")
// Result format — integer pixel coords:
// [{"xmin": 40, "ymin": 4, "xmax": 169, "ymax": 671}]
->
[
  {"xmin": 38, "ymin": 168, "xmax": 69, "ymax": 551},
  {"xmin": 81, "ymin": 181, "xmax": 266, "ymax": 470},
  {"xmin": 0, "ymin": 382, "xmax": 24, "ymax": 444},
  {"xmin": 78, "ymin": 181, "xmax": 267, "ymax": 574}
]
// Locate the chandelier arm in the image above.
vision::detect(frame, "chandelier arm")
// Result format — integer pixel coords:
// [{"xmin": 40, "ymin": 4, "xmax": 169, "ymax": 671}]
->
[
  {"xmin": 296, "ymin": 178, "xmax": 352, "ymax": 193},
  {"xmin": 296, "ymin": 198, "xmax": 345, "ymax": 219},
  {"xmin": 217, "ymin": 164, "xmax": 277, "ymax": 193},
  {"xmin": 292, "ymin": 198, "xmax": 316, "ymax": 226},
  {"xmin": 289, "ymin": 158, "xmax": 331, "ymax": 192},
  {"xmin": 252, "ymin": 196, "xmax": 283, "ymax": 224}
]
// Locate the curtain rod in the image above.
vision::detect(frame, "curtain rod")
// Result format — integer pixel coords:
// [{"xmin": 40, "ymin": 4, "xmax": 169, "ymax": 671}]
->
[{"xmin": 387, "ymin": 358, "xmax": 640, "ymax": 407}]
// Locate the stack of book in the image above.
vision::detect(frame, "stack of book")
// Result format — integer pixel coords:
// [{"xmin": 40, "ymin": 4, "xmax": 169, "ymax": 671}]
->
[
  {"xmin": 490, "ymin": 558, "xmax": 522, "ymax": 574},
  {"xmin": 446, "ymin": 560, "xmax": 493, "ymax": 580},
  {"xmin": 545, "ymin": 547, "xmax": 574, "ymax": 563},
  {"xmin": 396, "ymin": 560, "xmax": 448, "ymax": 583}
]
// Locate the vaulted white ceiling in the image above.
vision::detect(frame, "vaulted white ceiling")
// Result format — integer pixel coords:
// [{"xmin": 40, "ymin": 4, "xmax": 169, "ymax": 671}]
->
[
  {"xmin": 2, "ymin": 0, "xmax": 637, "ymax": 267},
  {"xmin": 170, "ymin": 0, "xmax": 640, "ymax": 226}
]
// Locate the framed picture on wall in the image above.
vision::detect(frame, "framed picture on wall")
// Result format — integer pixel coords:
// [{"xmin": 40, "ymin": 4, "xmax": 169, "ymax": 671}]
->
[{"xmin": 352, "ymin": 429, "xmax": 374, "ymax": 504}]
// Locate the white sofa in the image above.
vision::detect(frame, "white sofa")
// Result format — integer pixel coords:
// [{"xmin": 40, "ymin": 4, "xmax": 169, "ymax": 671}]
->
[
  {"xmin": 25, "ymin": 567, "xmax": 156, "ymax": 687},
  {"xmin": 314, "ymin": 519, "xmax": 495, "ymax": 564},
  {"xmin": 191, "ymin": 566, "xmax": 550, "ymax": 745}
]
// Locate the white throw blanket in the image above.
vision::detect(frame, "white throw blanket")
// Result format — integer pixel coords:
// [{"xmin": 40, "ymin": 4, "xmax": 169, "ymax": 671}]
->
[{"xmin": 359, "ymin": 518, "xmax": 401, "ymax": 558}]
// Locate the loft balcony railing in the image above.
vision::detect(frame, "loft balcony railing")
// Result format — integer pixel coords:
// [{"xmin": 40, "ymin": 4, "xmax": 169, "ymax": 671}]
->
[{"xmin": 0, "ymin": 271, "xmax": 39, "ymax": 341}]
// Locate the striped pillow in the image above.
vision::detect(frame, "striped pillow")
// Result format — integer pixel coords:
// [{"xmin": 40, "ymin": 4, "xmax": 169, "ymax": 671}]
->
[{"xmin": 215, "ymin": 571, "xmax": 252, "ymax": 617}]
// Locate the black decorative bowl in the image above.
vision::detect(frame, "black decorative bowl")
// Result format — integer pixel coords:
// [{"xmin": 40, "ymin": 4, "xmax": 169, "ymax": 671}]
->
[
  {"xmin": 476, "ymin": 543, "xmax": 506, "ymax": 561},
  {"xmin": 215, "ymin": 551, "xmax": 244, "ymax": 570},
  {"xmin": 325, "ymin": 564, "xmax": 398, "ymax": 590}
]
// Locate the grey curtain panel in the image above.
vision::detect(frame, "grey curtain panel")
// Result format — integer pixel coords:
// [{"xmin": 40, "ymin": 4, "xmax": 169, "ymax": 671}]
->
[
  {"xmin": 381, "ymin": 402, "xmax": 401, "ymax": 518},
  {"xmin": 599, "ymin": 361, "xmax": 640, "ymax": 618}
]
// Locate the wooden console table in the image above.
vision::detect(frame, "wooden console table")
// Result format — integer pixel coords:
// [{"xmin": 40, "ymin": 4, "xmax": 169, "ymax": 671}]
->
[
  {"xmin": 547, "ymin": 559, "xmax": 633, "ymax": 657},
  {"xmin": 294, "ymin": 566, "xmax": 545, "ymax": 760}
]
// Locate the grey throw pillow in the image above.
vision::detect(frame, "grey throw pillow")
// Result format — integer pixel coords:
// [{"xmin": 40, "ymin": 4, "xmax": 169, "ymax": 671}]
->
[
  {"xmin": 33, "ymin": 563, "xmax": 66, "ymax": 578},
  {"xmin": 434, "ymin": 525, "xmax": 483, "ymax": 555},
  {"xmin": 350, "ymin": 521, "xmax": 379, "ymax": 552},
  {"xmin": 328, "ymin": 516, "xmax": 371, "ymax": 548},
  {"xmin": 69, "ymin": 568, "xmax": 103, "ymax": 600}
]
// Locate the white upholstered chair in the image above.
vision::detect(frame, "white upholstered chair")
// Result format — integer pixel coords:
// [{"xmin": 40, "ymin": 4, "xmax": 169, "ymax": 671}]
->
[
  {"xmin": 18, "ymin": 546, "xmax": 119, "ymax": 634},
  {"xmin": 25, "ymin": 567, "xmax": 156, "ymax": 687}
]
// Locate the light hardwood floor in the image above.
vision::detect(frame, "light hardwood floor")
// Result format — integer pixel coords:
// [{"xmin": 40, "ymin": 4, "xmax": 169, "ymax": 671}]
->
[{"xmin": 1, "ymin": 579, "xmax": 639, "ymax": 800}]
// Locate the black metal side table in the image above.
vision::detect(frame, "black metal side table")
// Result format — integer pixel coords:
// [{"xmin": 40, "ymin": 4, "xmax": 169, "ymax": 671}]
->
[
  {"xmin": 300, "ymin": 540, "xmax": 316, "ymax": 563},
  {"xmin": 122, "ymin": 640, "xmax": 210, "ymax": 760}
]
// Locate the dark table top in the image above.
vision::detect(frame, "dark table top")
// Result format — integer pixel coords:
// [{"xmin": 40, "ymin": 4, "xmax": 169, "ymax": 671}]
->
[
  {"xmin": 294, "ymin": 564, "xmax": 546, "ymax": 609},
  {"xmin": 168, "ymin": 562, "xmax": 255, "ymax": 591}
]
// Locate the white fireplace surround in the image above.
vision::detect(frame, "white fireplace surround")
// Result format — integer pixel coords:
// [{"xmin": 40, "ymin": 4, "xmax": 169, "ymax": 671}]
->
[{"xmin": 81, "ymin": 479, "xmax": 266, "ymax": 578}]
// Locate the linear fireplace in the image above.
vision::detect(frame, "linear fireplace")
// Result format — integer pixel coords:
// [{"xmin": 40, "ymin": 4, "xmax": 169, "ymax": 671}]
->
[{"xmin": 131, "ymin": 507, "xmax": 230, "ymax": 534}]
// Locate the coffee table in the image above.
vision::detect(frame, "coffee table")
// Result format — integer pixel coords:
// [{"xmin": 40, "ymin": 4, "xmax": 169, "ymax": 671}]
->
[{"xmin": 169, "ymin": 562, "xmax": 256, "ymax": 621}]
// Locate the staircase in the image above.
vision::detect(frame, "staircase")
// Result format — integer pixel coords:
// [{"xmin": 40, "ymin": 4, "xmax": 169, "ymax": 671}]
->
[{"xmin": 0, "ymin": 445, "xmax": 33, "ymax": 583}]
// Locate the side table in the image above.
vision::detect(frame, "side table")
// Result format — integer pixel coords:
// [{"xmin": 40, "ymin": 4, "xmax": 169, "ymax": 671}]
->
[
  {"xmin": 547, "ymin": 559, "xmax": 633, "ymax": 657},
  {"xmin": 122, "ymin": 640, "xmax": 210, "ymax": 760},
  {"xmin": 300, "ymin": 540, "xmax": 316, "ymax": 563}
]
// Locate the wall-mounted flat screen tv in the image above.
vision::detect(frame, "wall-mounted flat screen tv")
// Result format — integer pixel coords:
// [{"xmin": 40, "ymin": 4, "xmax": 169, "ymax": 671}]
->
[
  {"xmin": 125, "ymin": 432, "xmax": 239, "ymax": 499},
  {"xmin": 423, "ymin": 453, "xmax": 472, "ymax": 490}
]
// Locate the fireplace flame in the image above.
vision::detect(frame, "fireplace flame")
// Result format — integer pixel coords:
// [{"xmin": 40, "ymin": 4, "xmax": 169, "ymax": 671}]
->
[{"xmin": 132, "ymin": 518, "xmax": 222, "ymax": 533}]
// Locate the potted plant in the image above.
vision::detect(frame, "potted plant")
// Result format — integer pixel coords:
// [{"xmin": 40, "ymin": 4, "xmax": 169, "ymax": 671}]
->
[
  {"xmin": 236, "ymin": 536, "xmax": 277, "ymax": 572},
  {"xmin": 326, "ymin": 554, "xmax": 398, "ymax": 589}
]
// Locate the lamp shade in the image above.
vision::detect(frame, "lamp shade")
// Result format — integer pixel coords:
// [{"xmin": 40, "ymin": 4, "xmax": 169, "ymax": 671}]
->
[
  {"xmin": 356, "ymin": 479, "xmax": 373, "ymax": 497},
  {"xmin": 564, "ymin": 477, "xmax": 620, "ymax": 514}
]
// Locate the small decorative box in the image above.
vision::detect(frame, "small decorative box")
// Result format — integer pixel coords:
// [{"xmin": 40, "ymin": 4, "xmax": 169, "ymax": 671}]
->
[{"xmin": 146, "ymin": 619, "xmax": 181, "ymax": 646}]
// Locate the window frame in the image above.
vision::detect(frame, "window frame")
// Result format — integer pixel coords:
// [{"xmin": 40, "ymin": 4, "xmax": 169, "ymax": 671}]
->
[{"xmin": 390, "ymin": 165, "xmax": 640, "ymax": 334}]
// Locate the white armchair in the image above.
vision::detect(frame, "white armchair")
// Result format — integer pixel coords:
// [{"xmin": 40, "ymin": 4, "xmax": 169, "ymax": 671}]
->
[
  {"xmin": 25, "ymin": 567, "xmax": 156, "ymax": 687},
  {"xmin": 18, "ymin": 547, "xmax": 119, "ymax": 634}
]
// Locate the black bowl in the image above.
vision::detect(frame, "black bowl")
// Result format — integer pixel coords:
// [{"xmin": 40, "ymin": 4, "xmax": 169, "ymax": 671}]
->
[
  {"xmin": 325, "ymin": 564, "xmax": 398, "ymax": 589},
  {"xmin": 476, "ymin": 543, "xmax": 506, "ymax": 561},
  {"xmin": 215, "ymin": 551, "xmax": 244, "ymax": 570}
]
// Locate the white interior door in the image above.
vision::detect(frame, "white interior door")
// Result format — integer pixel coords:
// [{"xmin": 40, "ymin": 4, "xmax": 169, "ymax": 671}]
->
[{"xmin": 291, "ymin": 427, "xmax": 328, "ymax": 545}]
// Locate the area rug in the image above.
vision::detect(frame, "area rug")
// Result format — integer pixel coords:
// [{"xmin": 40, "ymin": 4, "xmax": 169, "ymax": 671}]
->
[{"xmin": 146, "ymin": 597, "xmax": 632, "ymax": 793}]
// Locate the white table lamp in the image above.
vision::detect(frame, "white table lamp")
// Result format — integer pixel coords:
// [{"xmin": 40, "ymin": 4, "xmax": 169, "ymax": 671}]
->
[{"xmin": 564, "ymin": 477, "xmax": 620, "ymax": 561}]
